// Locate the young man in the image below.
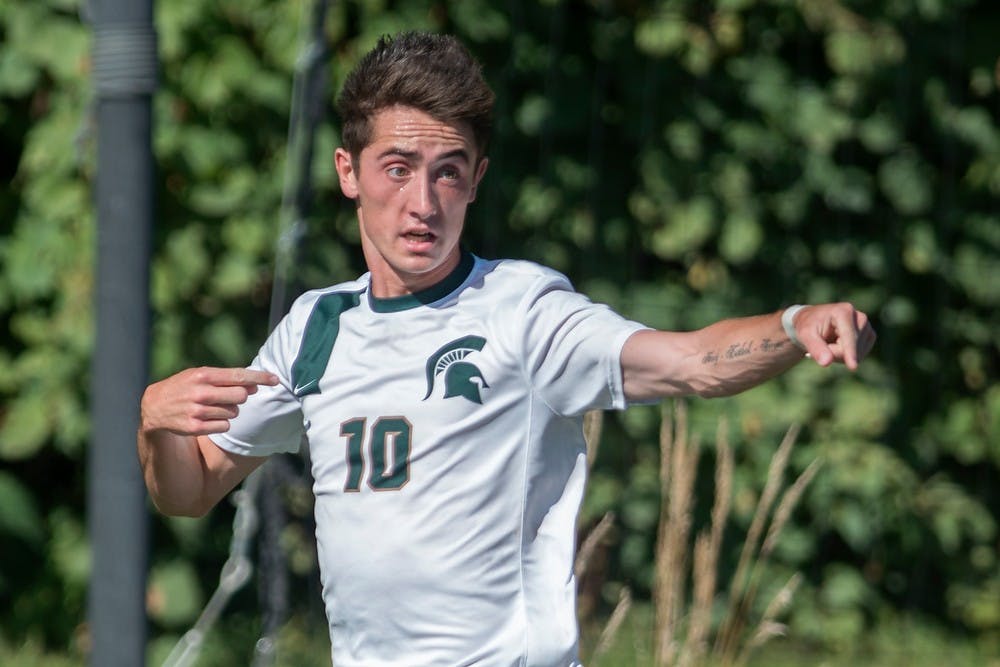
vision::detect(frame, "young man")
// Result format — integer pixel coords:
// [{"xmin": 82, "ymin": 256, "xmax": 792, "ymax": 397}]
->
[{"xmin": 139, "ymin": 32, "xmax": 876, "ymax": 666}]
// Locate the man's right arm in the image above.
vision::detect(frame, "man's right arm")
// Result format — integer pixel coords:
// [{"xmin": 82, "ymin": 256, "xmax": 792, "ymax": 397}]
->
[{"xmin": 137, "ymin": 367, "xmax": 279, "ymax": 517}]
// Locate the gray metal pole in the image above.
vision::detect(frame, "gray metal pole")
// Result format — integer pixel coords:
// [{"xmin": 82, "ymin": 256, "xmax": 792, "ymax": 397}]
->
[{"xmin": 87, "ymin": 1, "xmax": 157, "ymax": 665}]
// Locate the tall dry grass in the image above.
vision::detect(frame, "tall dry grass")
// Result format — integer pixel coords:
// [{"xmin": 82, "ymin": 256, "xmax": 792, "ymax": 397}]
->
[
  {"xmin": 576, "ymin": 409, "xmax": 637, "ymax": 663},
  {"xmin": 658, "ymin": 400, "xmax": 820, "ymax": 667},
  {"xmin": 576, "ymin": 401, "xmax": 821, "ymax": 667}
]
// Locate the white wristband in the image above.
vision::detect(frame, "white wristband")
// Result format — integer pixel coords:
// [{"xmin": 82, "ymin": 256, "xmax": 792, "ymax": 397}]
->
[{"xmin": 781, "ymin": 305, "xmax": 808, "ymax": 351}]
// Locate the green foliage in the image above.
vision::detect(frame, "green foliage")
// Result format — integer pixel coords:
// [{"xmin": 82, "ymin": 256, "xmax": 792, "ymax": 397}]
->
[
  {"xmin": 1, "ymin": 0, "xmax": 998, "ymax": 660},
  {"xmin": 147, "ymin": 560, "xmax": 205, "ymax": 628},
  {"xmin": 0, "ymin": 471, "xmax": 44, "ymax": 546},
  {"xmin": 580, "ymin": 602, "xmax": 1000, "ymax": 667}
]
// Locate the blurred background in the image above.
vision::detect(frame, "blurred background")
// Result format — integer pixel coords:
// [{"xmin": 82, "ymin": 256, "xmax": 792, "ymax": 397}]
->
[{"xmin": 0, "ymin": 0, "xmax": 997, "ymax": 665}]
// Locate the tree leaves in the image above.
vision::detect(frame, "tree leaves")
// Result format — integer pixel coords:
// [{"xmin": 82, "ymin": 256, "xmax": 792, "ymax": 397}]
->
[
  {"xmin": 878, "ymin": 151, "xmax": 933, "ymax": 216},
  {"xmin": 147, "ymin": 560, "xmax": 205, "ymax": 628},
  {"xmin": 0, "ymin": 472, "xmax": 44, "ymax": 545}
]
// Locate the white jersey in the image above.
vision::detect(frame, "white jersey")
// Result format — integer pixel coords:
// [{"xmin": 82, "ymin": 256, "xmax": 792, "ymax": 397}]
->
[{"xmin": 211, "ymin": 253, "xmax": 646, "ymax": 666}]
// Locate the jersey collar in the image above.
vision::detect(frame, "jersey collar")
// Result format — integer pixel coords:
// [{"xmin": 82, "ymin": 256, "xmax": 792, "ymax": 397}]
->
[{"xmin": 368, "ymin": 250, "xmax": 475, "ymax": 313}]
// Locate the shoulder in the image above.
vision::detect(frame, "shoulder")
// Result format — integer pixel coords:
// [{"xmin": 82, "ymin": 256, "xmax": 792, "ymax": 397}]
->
[
  {"xmin": 252, "ymin": 275, "xmax": 369, "ymax": 375},
  {"xmin": 262, "ymin": 277, "xmax": 368, "ymax": 351},
  {"xmin": 463, "ymin": 258, "xmax": 592, "ymax": 345},
  {"xmin": 473, "ymin": 257, "xmax": 574, "ymax": 295},
  {"xmin": 286, "ymin": 275, "xmax": 370, "ymax": 323}
]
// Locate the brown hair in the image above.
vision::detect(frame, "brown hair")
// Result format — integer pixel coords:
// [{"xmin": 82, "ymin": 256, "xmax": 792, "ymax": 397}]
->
[{"xmin": 336, "ymin": 32, "xmax": 495, "ymax": 160}]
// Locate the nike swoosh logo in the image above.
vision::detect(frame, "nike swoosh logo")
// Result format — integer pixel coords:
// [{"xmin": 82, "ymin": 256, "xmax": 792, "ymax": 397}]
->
[{"xmin": 293, "ymin": 378, "xmax": 318, "ymax": 396}]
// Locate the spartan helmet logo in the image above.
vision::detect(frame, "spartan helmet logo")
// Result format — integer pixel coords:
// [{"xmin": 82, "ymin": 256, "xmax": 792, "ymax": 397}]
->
[{"xmin": 422, "ymin": 335, "xmax": 489, "ymax": 404}]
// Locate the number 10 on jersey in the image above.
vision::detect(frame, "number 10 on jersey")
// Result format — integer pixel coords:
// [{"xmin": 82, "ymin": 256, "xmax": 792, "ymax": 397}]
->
[{"xmin": 339, "ymin": 417, "xmax": 412, "ymax": 491}]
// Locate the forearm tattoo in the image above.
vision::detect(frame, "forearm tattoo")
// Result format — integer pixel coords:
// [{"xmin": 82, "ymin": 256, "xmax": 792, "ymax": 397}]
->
[{"xmin": 700, "ymin": 338, "xmax": 788, "ymax": 365}]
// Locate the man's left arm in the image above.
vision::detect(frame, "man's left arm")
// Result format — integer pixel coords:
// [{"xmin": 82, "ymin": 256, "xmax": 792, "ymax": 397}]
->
[{"xmin": 621, "ymin": 303, "xmax": 877, "ymax": 402}]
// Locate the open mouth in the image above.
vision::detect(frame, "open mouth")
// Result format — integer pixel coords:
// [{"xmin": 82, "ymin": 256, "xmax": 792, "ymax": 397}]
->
[{"xmin": 404, "ymin": 231, "xmax": 435, "ymax": 242}]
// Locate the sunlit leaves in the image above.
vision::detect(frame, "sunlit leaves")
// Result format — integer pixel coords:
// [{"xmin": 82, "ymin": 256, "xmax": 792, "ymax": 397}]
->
[
  {"xmin": 953, "ymin": 243, "xmax": 1000, "ymax": 306},
  {"xmin": 824, "ymin": 25, "xmax": 905, "ymax": 76},
  {"xmin": 651, "ymin": 196, "xmax": 716, "ymax": 259},
  {"xmin": 514, "ymin": 94, "xmax": 552, "ymax": 136},
  {"xmin": 719, "ymin": 211, "xmax": 763, "ymax": 264},
  {"xmin": 790, "ymin": 86, "xmax": 853, "ymax": 155},
  {"xmin": 0, "ymin": 47, "xmax": 38, "ymax": 96},
  {"xmin": 915, "ymin": 477, "xmax": 996, "ymax": 554},
  {"xmin": 147, "ymin": 560, "xmax": 204, "ymax": 627},
  {"xmin": 0, "ymin": 0, "xmax": 95, "ymax": 477},
  {"xmin": 0, "ymin": 472, "xmax": 44, "ymax": 546},
  {"xmin": 203, "ymin": 314, "xmax": 251, "ymax": 366},
  {"xmin": 822, "ymin": 564, "xmax": 874, "ymax": 611},
  {"xmin": 832, "ymin": 383, "xmax": 897, "ymax": 437},
  {"xmin": 152, "ymin": 225, "xmax": 210, "ymax": 309},
  {"xmin": 510, "ymin": 178, "xmax": 562, "ymax": 230},
  {"xmin": 901, "ymin": 220, "xmax": 940, "ymax": 273},
  {"xmin": 926, "ymin": 385, "xmax": 1000, "ymax": 467},
  {"xmin": 858, "ymin": 112, "xmax": 902, "ymax": 154},
  {"xmin": 449, "ymin": 0, "xmax": 509, "ymax": 42},
  {"xmin": 878, "ymin": 151, "xmax": 933, "ymax": 215},
  {"xmin": 160, "ymin": 125, "xmax": 249, "ymax": 181},
  {"xmin": 665, "ymin": 120, "xmax": 703, "ymax": 161},
  {"xmin": 0, "ymin": 391, "xmax": 57, "ymax": 460},
  {"xmin": 635, "ymin": 12, "xmax": 687, "ymax": 59},
  {"xmin": 0, "ymin": 4, "xmax": 88, "ymax": 88},
  {"xmin": 48, "ymin": 508, "xmax": 90, "ymax": 590},
  {"xmin": 948, "ymin": 577, "xmax": 1000, "ymax": 632},
  {"xmin": 188, "ymin": 166, "xmax": 260, "ymax": 217}
]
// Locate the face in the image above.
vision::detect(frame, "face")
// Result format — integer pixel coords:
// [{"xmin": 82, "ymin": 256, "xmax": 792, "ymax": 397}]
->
[{"xmin": 335, "ymin": 105, "xmax": 489, "ymax": 298}]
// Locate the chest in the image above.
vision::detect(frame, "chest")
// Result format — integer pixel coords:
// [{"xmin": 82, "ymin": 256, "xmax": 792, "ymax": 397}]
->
[
  {"xmin": 299, "ymin": 305, "xmax": 526, "ymax": 443},
  {"xmin": 297, "ymin": 307, "xmax": 528, "ymax": 495}
]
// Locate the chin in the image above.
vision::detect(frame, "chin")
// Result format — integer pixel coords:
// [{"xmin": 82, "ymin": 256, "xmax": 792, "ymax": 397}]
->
[
  {"xmin": 388, "ymin": 253, "xmax": 438, "ymax": 274},
  {"xmin": 408, "ymin": 259, "xmax": 448, "ymax": 277},
  {"xmin": 398, "ymin": 246, "xmax": 453, "ymax": 271}
]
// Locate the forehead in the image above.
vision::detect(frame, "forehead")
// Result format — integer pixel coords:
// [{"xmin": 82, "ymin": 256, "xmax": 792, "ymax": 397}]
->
[{"xmin": 364, "ymin": 105, "xmax": 477, "ymax": 159}]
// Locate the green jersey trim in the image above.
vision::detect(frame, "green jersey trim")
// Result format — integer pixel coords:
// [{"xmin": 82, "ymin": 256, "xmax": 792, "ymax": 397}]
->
[
  {"xmin": 369, "ymin": 250, "xmax": 475, "ymax": 313},
  {"xmin": 290, "ymin": 290, "xmax": 364, "ymax": 397}
]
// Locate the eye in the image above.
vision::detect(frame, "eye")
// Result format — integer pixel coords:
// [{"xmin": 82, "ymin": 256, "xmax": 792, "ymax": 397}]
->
[
  {"xmin": 387, "ymin": 165, "xmax": 409, "ymax": 179},
  {"xmin": 438, "ymin": 166, "xmax": 461, "ymax": 181}
]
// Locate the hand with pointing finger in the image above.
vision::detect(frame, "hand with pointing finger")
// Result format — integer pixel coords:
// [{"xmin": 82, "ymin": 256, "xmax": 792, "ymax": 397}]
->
[
  {"xmin": 787, "ymin": 303, "xmax": 877, "ymax": 370},
  {"xmin": 140, "ymin": 366, "xmax": 280, "ymax": 437}
]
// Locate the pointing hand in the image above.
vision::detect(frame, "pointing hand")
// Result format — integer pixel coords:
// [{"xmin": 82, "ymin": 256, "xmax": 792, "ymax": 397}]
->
[
  {"xmin": 790, "ymin": 303, "xmax": 877, "ymax": 370},
  {"xmin": 140, "ymin": 367, "xmax": 279, "ymax": 436}
]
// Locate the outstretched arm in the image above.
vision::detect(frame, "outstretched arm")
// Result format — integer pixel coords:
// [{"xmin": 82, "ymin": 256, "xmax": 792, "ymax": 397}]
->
[
  {"xmin": 621, "ymin": 303, "xmax": 876, "ymax": 402},
  {"xmin": 137, "ymin": 367, "xmax": 279, "ymax": 517}
]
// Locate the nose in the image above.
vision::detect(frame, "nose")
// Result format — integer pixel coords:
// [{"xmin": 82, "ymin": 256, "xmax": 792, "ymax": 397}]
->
[{"xmin": 408, "ymin": 170, "xmax": 437, "ymax": 221}]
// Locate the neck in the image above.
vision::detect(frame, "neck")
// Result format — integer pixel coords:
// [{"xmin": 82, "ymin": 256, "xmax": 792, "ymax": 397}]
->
[{"xmin": 365, "ymin": 247, "xmax": 463, "ymax": 299}]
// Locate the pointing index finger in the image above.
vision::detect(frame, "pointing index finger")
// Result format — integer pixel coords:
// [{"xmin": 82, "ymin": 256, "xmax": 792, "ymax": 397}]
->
[
  {"xmin": 221, "ymin": 367, "xmax": 280, "ymax": 387},
  {"xmin": 837, "ymin": 307, "xmax": 860, "ymax": 371}
]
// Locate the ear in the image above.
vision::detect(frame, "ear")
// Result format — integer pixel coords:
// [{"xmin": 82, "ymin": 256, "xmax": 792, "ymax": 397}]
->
[
  {"xmin": 335, "ymin": 147, "xmax": 359, "ymax": 199},
  {"xmin": 468, "ymin": 157, "xmax": 489, "ymax": 203}
]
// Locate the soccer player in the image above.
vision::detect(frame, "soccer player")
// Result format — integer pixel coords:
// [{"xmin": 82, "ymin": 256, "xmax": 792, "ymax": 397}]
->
[{"xmin": 138, "ymin": 31, "xmax": 876, "ymax": 666}]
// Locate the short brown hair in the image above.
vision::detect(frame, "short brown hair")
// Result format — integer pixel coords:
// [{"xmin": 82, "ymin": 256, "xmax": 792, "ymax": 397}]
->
[{"xmin": 336, "ymin": 32, "xmax": 495, "ymax": 160}]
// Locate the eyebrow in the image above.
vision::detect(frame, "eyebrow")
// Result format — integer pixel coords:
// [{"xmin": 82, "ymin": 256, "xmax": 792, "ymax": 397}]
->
[{"xmin": 375, "ymin": 146, "xmax": 471, "ymax": 164}]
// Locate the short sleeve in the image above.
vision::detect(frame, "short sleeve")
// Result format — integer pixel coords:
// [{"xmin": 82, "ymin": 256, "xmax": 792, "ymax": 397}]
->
[
  {"xmin": 518, "ymin": 272, "xmax": 648, "ymax": 416},
  {"xmin": 209, "ymin": 307, "xmax": 307, "ymax": 457}
]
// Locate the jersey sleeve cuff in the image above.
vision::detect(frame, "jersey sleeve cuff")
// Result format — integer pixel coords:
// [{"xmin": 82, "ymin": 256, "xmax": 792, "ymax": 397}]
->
[
  {"xmin": 610, "ymin": 323, "xmax": 655, "ymax": 410},
  {"xmin": 208, "ymin": 431, "xmax": 299, "ymax": 458}
]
